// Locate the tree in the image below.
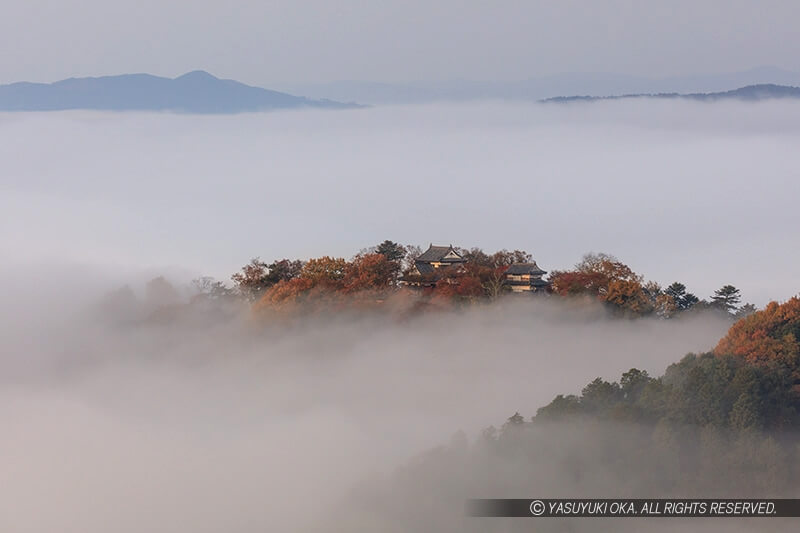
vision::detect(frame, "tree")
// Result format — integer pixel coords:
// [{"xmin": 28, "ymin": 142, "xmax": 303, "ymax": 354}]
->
[
  {"xmin": 374, "ymin": 240, "xmax": 406, "ymax": 263},
  {"xmin": 711, "ymin": 285, "xmax": 742, "ymax": 315},
  {"xmin": 654, "ymin": 293, "xmax": 678, "ymax": 318},
  {"xmin": 735, "ymin": 303, "xmax": 757, "ymax": 319},
  {"xmin": 549, "ymin": 269, "xmax": 608, "ymax": 296},
  {"xmin": 300, "ymin": 256, "xmax": 348, "ymax": 286},
  {"xmin": 575, "ymin": 253, "xmax": 640, "ymax": 284},
  {"xmin": 262, "ymin": 277, "xmax": 315, "ymax": 306},
  {"xmin": 460, "ymin": 247, "xmax": 492, "ymax": 267},
  {"xmin": 481, "ymin": 266, "xmax": 509, "ymax": 300},
  {"xmin": 536, "ymin": 394, "xmax": 582, "ymax": 420},
  {"xmin": 605, "ymin": 279, "xmax": 653, "ymax": 316},
  {"xmin": 714, "ymin": 297, "xmax": 800, "ymax": 367},
  {"xmin": 231, "ymin": 258, "xmax": 270, "ymax": 302},
  {"xmin": 265, "ymin": 259, "xmax": 304, "ymax": 285},
  {"xmin": 501, "ymin": 412, "xmax": 526, "ymax": 436},
  {"xmin": 682, "ymin": 293, "xmax": 700, "ymax": 309},
  {"xmin": 490, "ymin": 249, "xmax": 532, "ymax": 267},
  {"xmin": 191, "ymin": 277, "xmax": 234, "ymax": 301},
  {"xmin": 729, "ymin": 392, "xmax": 762, "ymax": 431},
  {"xmin": 402, "ymin": 244, "xmax": 422, "ymax": 272},
  {"xmin": 343, "ymin": 253, "xmax": 397, "ymax": 292},
  {"xmin": 550, "ymin": 252, "xmax": 642, "ymax": 299},
  {"xmin": 620, "ymin": 368, "xmax": 652, "ymax": 401},
  {"xmin": 505, "ymin": 412, "xmax": 525, "ymax": 426},
  {"xmin": 461, "ymin": 248, "xmax": 533, "ymax": 269},
  {"xmin": 549, "ymin": 253, "xmax": 654, "ymax": 316},
  {"xmin": 580, "ymin": 378, "xmax": 622, "ymax": 413},
  {"xmin": 665, "ymin": 282, "xmax": 699, "ymax": 312},
  {"xmin": 435, "ymin": 274, "xmax": 485, "ymax": 303},
  {"xmin": 231, "ymin": 258, "xmax": 303, "ymax": 302}
]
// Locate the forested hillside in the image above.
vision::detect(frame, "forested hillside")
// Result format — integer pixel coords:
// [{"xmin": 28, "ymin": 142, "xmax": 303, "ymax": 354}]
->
[{"xmin": 332, "ymin": 301, "xmax": 800, "ymax": 532}]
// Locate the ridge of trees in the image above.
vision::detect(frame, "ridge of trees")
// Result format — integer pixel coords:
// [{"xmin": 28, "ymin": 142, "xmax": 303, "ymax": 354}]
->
[
  {"xmin": 104, "ymin": 242, "xmax": 768, "ymax": 324},
  {"xmin": 533, "ymin": 299, "xmax": 800, "ymax": 432},
  {"xmin": 549, "ymin": 253, "xmax": 756, "ymax": 319},
  {"xmin": 222, "ymin": 245, "xmax": 759, "ymax": 318}
]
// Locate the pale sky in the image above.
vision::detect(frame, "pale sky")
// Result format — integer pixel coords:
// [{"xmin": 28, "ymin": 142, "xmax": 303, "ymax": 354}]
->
[{"xmin": 2, "ymin": 0, "xmax": 800, "ymax": 85}]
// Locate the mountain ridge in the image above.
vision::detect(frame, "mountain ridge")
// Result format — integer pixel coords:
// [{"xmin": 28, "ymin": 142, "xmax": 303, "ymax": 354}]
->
[
  {"xmin": 541, "ymin": 83, "xmax": 800, "ymax": 103},
  {"xmin": 276, "ymin": 66, "xmax": 800, "ymax": 104},
  {"xmin": 0, "ymin": 70, "xmax": 359, "ymax": 113}
]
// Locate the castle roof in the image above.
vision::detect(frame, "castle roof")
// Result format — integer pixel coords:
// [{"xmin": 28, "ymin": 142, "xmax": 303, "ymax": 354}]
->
[
  {"xmin": 505, "ymin": 262, "xmax": 547, "ymax": 276},
  {"xmin": 415, "ymin": 244, "xmax": 464, "ymax": 263}
]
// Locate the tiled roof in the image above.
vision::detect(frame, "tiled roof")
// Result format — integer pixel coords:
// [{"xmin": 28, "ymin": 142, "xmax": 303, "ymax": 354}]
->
[
  {"xmin": 414, "ymin": 262, "xmax": 436, "ymax": 274},
  {"xmin": 505, "ymin": 262, "xmax": 547, "ymax": 276},
  {"xmin": 415, "ymin": 244, "xmax": 464, "ymax": 263}
]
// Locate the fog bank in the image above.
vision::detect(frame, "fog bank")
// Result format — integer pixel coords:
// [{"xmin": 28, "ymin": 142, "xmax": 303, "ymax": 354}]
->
[
  {"xmin": 3, "ymin": 99, "xmax": 799, "ymax": 531},
  {"xmin": 2, "ymin": 100, "xmax": 799, "ymax": 306},
  {"xmin": 0, "ymin": 279, "xmax": 731, "ymax": 532}
]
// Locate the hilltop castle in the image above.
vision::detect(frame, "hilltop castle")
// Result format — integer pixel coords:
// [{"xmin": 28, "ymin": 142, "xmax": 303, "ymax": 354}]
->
[{"xmin": 403, "ymin": 243, "xmax": 550, "ymax": 293}]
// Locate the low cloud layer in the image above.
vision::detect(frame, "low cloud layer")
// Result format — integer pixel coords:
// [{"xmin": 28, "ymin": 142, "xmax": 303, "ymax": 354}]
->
[
  {"xmin": 2, "ymin": 101, "xmax": 799, "ymax": 306},
  {"xmin": 0, "ymin": 276, "xmax": 731, "ymax": 532},
  {"xmin": 2, "ymin": 100, "xmax": 799, "ymax": 531}
]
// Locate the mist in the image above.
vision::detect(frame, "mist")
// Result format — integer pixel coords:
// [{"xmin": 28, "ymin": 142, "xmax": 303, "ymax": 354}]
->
[
  {"xmin": 3, "ymin": 100, "xmax": 800, "ymax": 531},
  {"xmin": 1, "ymin": 278, "xmax": 732, "ymax": 532},
  {"xmin": 3, "ymin": 100, "xmax": 800, "ymax": 305}
]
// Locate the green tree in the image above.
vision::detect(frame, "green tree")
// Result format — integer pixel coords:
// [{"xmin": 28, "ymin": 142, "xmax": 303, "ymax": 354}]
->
[
  {"xmin": 711, "ymin": 285, "xmax": 741, "ymax": 315},
  {"xmin": 729, "ymin": 392, "xmax": 762, "ymax": 431},
  {"xmin": 375, "ymin": 240, "xmax": 406, "ymax": 262},
  {"xmin": 665, "ymin": 282, "xmax": 699, "ymax": 311},
  {"xmin": 735, "ymin": 303, "xmax": 757, "ymax": 319},
  {"xmin": 580, "ymin": 378, "xmax": 622, "ymax": 413},
  {"xmin": 536, "ymin": 394, "xmax": 582, "ymax": 420},
  {"xmin": 620, "ymin": 368, "xmax": 652, "ymax": 401},
  {"xmin": 265, "ymin": 259, "xmax": 304, "ymax": 285}
]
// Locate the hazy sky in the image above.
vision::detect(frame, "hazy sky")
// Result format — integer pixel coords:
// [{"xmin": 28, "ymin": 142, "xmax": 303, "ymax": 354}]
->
[{"xmin": 2, "ymin": 1, "xmax": 800, "ymax": 85}]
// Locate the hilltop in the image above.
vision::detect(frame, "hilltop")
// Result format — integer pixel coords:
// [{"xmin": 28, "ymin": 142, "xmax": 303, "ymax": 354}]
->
[{"xmin": 0, "ymin": 70, "xmax": 359, "ymax": 113}]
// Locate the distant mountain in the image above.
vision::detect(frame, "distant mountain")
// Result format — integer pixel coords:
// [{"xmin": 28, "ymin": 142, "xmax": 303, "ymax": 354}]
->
[
  {"xmin": 541, "ymin": 84, "xmax": 800, "ymax": 103},
  {"xmin": 0, "ymin": 71, "xmax": 359, "ymax": 113},
  {"xmin": 276, "ymin": 66, "xmax": 800, "ymax": 105}
]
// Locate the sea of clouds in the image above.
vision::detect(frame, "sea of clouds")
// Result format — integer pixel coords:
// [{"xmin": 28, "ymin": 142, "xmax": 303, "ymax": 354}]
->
[
  {"xmin": 2, "ymin": 99, "xmax": 800, "ymax": 531},
  {"xmin": 2, "ymin": 100, "xmax": 799, "ymax": 304}
]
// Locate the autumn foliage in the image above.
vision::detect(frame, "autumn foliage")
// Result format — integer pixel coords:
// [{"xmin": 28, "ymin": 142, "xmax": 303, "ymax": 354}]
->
[
  {"xmin": 226, "ymin": 243, "xmax": 753, "ymax": 321},
  {"xmin": 550, "ymin": 254, "xmax": 641, "ymax": 295},
  {"xmin": 549, "ymin": 253, "xmax": 655, "ymax": 316},
  {"xmin": 246, "ymin": 243, "xmax": 541, "ymax": 315},
  {"xmin": 714, "ymin": 296, "xmax": 800, "ymax": 367},
  {"xmin": 343, "ymin": 253, "xmax": 397, "ymax": 293},
  {"xmin": 253, "ymin": 253, "xmax": 401, "ymax": 313}
]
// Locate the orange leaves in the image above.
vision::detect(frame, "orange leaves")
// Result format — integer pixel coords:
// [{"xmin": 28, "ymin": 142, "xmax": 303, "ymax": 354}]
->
[
  {"xmin": 256, "ymin": 254, "xmax": 402, "ymax": 314},
  {"xmin": 300, "ymin": 256, "xmax": 348, "ymax": 286},
  {"xmin": 343, "ymin": 253, "xmax": 397, "ymax": 293},
  {"xmin": 264, "ymin": 277, "xmax": 315, "ymax": 305},
  {"xmin": 550, "ymin": 253, "xmax": 638, "ymax": 298},
  {"xmin": 605, "ymin": 279, "xmax": 652, "ymax": 315},
  {"xmin": 550, "ymin": 270, "xmax": 608, "ymax": 296},
  {"xmin": 714, "ymin": 297, "xmax": 800, "ymax": 366},
  {"xmin": 548, "ymin": 253, "xmax": 653, "ymax": 316}
]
